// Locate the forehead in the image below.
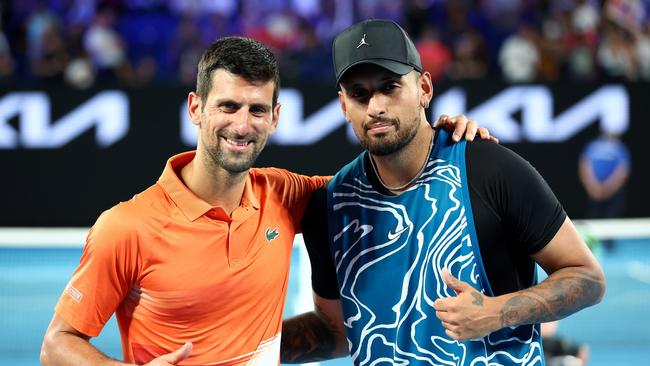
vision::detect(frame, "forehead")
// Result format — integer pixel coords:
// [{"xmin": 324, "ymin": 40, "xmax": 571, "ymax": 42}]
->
[{"xmin": 207, "ymin": 69, "xmax": 274, "ymax": 103}]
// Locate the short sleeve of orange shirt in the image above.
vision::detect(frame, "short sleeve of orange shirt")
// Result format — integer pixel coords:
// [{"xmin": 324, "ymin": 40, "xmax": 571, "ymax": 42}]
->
[{"xmin": 54, "ymin": 151, "xmax": 330, "ymax": 365}]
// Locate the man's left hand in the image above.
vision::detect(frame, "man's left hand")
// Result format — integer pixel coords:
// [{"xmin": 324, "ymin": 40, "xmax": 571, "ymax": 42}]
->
[
  {"xmin": 433, "ymin": 269, "xmax": 501, "ymax": 340},
  {"xmin": 432, "ymin": 114, "xmax": 498, "ymax": 143}
]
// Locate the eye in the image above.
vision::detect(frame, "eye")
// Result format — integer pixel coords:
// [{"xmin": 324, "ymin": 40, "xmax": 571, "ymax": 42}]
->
[
  {"xmin": 350, "ymin": 88, "xmax": 368, "ymax": 99},
  {"xmin": 250, "ymin": 106, "xmax": 268, "ymax": 116},
  {"xmin": 381, "ymin": 82, "xmax": 398, "ymax": 93},
  {"xmin": 220, "ymin": 102, "xmax": 238, "ymax": 112}
]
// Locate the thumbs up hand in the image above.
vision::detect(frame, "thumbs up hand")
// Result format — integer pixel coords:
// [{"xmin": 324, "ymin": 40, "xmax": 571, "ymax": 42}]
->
[{"xmin": 433, "ymin": 269, "xmax": 501, "ymax": 340}]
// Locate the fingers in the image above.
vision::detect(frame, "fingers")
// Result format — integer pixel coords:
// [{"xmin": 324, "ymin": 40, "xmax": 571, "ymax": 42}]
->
[
  {"xmin": 432, "ymin": 114, "xmax": 474, "ymax": 142},
  {"xmin": 442, "ymin": 269, "xmax": 471, "ymax": 294},
  {"xmin": 431, "ymin": 114, "xmax": 449, "ymax": 130},
  {"xmin": 450, "ymin": 115, "xmax": 468, "ymax": 142},
  {"xmin": 441, "ymin": 269, "xmax": 458, "ymax": 293},
  {"xmin": 433, "ymin": 114, "xmax": 499, "ymax": 143},
  {"xmin": 433, "ymin": 298, "xmax": 447, "ymax": 311},
  {"xmin": 432, "ymin": 114, "xmax": 465, "ymax": 142},
  {"xmin": 436, "ymin": 310, "xmax": 457, "ymax": 325},
  {"xmin": 477, "ymin": 127, "xmax": 499, "ymax": 144},
  {"xmin": 477, "ymin": 127, "xmax": 489, "ymax": 141},
  {"xmin": 464, "ymin": 119, "xmax": 478, "ymax": 141},
  {"xmin": 444, "ymin": 328, "xmax": 462, "ymax": 341},
  {"xmin": 156, "ymin": 342, "xmax": 193, "ymax": 364}
]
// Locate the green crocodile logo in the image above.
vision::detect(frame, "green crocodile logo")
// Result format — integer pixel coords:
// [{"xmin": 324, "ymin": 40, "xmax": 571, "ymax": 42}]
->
[{"xmin": 265, "ymin": 227, "xmax": 279, "ymax": 242}]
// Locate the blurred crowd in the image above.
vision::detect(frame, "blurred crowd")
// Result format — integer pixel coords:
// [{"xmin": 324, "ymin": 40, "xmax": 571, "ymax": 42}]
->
[{"xmin": 1, "ymin": 0, "xmax": 649, "ymax": 88}]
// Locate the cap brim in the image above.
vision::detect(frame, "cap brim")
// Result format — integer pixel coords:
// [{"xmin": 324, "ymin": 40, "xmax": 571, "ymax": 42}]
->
[{"xmin": 337, "ymin": 59, "xmax": 414, "ymax": 84}]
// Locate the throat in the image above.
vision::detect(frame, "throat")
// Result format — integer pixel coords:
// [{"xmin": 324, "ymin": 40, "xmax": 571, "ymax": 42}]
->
[{"xmin": 368, "ymin": 131, "xmax": 435, "ymax": 193}]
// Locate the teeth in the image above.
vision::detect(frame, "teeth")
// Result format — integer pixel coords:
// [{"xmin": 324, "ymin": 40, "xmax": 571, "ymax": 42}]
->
[{"xmin": 226, "ymin": 138, "xmax": 248, "ymax": 146}]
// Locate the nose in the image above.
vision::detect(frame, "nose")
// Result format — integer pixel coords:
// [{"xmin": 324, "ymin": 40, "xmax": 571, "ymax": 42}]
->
[
  {"xmin": 232, "ymin": 108, "xmax": 252, "ymax": 134},
  {"xmin": 367, "ymin": 93, "xmax": 387, "ymax": 119}
]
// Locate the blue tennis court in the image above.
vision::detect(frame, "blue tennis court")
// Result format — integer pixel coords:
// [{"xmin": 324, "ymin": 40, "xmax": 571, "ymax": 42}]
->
[{"xmin": 1, "ymin": 238, "xmax": 648, "ymax": 365}]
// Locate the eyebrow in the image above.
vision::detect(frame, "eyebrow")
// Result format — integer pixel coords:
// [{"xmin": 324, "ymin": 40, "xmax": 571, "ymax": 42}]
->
[{"xmin": 214, "ymin": 99, "xmax": 271, "ymax": 111}]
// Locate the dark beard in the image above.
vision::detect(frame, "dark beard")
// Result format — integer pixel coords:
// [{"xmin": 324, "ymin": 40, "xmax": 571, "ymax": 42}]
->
[{"xmin": 359, "ymin": 117, "xmax": 419, "ymax": 156}]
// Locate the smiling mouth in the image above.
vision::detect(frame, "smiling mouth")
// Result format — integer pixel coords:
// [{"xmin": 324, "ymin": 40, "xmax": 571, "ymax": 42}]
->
[
  {"xmin": 222, "ymin": 136, "xmax": 254, "ymax": 150},
  {"xmin": 226, "ymin": 137, "xmax": 250, "ymax": 145}
]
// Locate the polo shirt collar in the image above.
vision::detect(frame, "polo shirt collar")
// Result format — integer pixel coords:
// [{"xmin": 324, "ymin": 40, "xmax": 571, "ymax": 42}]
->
[{"xmin": 157, "ymin": 151, "xmax": 260, "ymax": 222}]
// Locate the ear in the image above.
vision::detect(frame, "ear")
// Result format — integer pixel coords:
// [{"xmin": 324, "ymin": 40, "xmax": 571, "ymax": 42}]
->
[
  {"xmin": 269, "ymin": 102, "xmax": 281, "ymax": 135},
  {"xmin": 338, "ymin": 90, "xmax": 349, "ymax": 123},
  {"xmin": 418, "ymin": 71, "xmax": 433, "ymax": 109},
  {"xmin": 188, "ymin": 92, "xmax": 202, "ymax": 126}
]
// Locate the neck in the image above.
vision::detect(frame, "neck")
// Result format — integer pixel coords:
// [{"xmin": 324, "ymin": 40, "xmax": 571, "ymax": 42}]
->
[
  {"xmin": 181, "ymin": 150, "xmax": 248, "ymax": 215},
  {"xmin": 370, "ymin": 122, "xmax": 434, "ymax": 192}
]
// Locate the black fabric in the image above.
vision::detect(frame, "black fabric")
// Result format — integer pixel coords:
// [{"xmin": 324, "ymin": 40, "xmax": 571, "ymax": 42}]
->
[{"xmin": 301, "ymin": 138, "xmax": 567, "ymax": 299}]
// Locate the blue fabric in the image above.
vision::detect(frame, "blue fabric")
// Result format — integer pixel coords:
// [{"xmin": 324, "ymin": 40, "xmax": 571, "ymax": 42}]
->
[
  {"xmin": 326, "ymin": 130, "xmax": 543, "ymax": 365},
  {"xmin": 582, "ymin": 137, "xmax": 630, "ymax": 182}
]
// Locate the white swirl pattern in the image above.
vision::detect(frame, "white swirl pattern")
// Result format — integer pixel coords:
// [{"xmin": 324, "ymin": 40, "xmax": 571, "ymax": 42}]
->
[{"xmin": 328, "ymin": 155, "xmax": 543, "ymax": 366}]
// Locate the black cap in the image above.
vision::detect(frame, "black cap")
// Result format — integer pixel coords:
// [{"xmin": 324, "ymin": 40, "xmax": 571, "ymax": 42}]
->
[{"xmin": 333, "ymin": 19, "xmax": 423, "ymax": 84}]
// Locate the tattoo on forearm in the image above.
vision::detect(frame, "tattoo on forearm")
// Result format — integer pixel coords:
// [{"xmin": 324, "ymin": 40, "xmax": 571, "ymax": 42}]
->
[
  {"xmin": 281, "ymin": 305, "xmax": 338, "ymax": 363},
  {"xmin": 499, "ymin": 268, "xmax": 604, "ymax": 328},
  {"xmin": 471, "ymin": 292, "xmax": 483, "ymax": 306}
]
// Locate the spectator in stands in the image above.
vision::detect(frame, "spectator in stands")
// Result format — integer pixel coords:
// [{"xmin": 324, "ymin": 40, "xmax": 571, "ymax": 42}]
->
[
  {"xmin": 499, "ymin": 23, "xmax": 540, "ymax": 82},
  {"xmin": 31, "ymin": 24, "xmax": 69, "ymax": 82},
  {"xmin": 579, "ymin": 131, "xmax": 631, "ymax": 251},
  {"xmin": 83, "ymin": 6, "xmax": 128, "ymax": 82},
  {"xmin": 416, "ymin": 25, "xmax": 452, "ymax": 82},
  {"xmin": 579, "ymin": 131, "xmax": 631, "ymax": 220},
  {"xmin": 2, "ymin": 0, "xmax": 650, "ymax": 85},
  {"xmin": 635, "ymin": 22, "xmax": 650, "ymax": 80},
  {"xmin": 169, "ymin": 15, "xmax": 203, "ymax": 85}
]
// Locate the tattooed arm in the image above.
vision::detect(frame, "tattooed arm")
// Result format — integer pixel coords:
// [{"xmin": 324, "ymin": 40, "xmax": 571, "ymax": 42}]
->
[
  {"xmin": 433, "ymin": 217, "xmax": 606, "ymax": 340},
  {"xmin": 281, "ymin": 293, "xmax": 348, "ymax": 363}
]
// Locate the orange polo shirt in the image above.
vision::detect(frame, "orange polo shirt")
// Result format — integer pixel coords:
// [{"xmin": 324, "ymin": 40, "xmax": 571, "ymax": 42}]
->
[{"xmin": 55, "ymin": 151, "xmax": 329, "ymax": 365}]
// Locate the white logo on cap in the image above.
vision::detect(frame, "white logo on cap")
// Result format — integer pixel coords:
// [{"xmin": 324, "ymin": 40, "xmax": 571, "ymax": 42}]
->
[{"xmin": 356, "ymin": 34, "xmax": 369, "ymax": 48}]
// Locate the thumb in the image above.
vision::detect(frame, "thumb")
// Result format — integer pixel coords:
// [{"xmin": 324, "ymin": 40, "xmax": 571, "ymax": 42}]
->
[
  {"xmin": 158, "ymin": 342, "xmax": 193, "ymax": 364},
  {"xmin": 442, "ymin": 269, "xmax": 471, "ymax": 294}
]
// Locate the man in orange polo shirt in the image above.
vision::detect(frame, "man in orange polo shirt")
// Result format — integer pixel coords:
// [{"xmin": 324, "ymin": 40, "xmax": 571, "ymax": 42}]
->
[{"xmin": 40, "ymin": 36, "xmax": 488, "ymax": 366}]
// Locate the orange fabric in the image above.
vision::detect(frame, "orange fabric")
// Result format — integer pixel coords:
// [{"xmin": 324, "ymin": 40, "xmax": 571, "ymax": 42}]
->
[{"xmin": 55, "ymin": 151, "xmax": 329, "ymax": 365}]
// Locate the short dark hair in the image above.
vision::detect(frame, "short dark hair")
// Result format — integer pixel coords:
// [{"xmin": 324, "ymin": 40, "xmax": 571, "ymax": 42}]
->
[{"xmin": 196, "ymin": 36, "xmax": 280, "ymax": 106}]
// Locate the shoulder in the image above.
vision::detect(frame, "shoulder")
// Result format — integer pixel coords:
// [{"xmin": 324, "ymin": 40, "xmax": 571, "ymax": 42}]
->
[
  {"xmin": 88, "ymin": 184, "xmax": 163, "ymax": 250},
  {"xmin": 249, "ymin": 168, "xmax": 331, "ymax": 205},
  {"xmin": 465, "ymin": 139, "xmax": 538, "ymax": 177},
  {"xmin": 330, "ymin": 152, "xmax": 366, "ymax": 185}
]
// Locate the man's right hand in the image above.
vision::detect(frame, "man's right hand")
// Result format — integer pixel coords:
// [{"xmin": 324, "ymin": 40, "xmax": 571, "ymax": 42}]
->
[{"xmin": 144, "ymin": 342, "xmax": 193, "ymax": 365}]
